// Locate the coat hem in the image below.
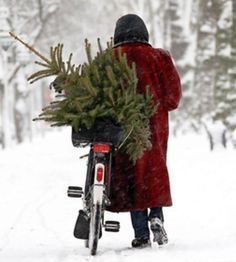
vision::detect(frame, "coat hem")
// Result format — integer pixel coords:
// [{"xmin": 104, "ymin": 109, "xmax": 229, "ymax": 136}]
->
[{"xmin": 106, "ymin": 202, "xmax": 173, "ymax": 213}]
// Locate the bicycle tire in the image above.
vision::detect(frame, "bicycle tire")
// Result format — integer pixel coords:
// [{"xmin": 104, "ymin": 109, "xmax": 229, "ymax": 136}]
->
[{"xmin": 89, "ymin": 202, "xmax": 102, "ymax": 255}]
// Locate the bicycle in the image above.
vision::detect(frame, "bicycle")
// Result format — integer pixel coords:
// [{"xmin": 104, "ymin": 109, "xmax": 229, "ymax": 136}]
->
[{"xmin": 67, "ymin": 118, "xmax": 125, "ymax": 255}]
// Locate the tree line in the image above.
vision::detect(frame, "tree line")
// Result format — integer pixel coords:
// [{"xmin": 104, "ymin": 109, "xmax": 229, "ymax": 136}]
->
[{"xmin": 0, "ymin": 0, "xmax": 235, "ymax": 150}]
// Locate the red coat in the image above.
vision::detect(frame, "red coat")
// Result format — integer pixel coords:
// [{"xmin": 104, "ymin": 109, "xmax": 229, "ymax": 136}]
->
[{"xmin": 107, "ymin": 43, "xmax": 181, "ymax": 212}]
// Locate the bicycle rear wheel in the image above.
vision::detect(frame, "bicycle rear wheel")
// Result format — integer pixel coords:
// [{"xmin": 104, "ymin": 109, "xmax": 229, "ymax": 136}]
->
[{"xmin": 89, "ymin": 202, "xmax": 102, "ymax": 255}]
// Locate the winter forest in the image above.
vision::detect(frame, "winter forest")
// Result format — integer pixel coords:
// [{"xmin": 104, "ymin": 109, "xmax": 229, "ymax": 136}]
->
[
  {"xmin": 1, "ymin": 1, "xmax": 236, "ymax": 261},
  {"xmin": 0, "ymin": 0, "xmax": 235, "ymax": 150}
]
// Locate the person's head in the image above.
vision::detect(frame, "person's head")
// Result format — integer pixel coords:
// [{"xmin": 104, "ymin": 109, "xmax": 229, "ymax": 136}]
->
[{"xmin": 113, "ymin": 14, "xmax": 150, "ymax": 47}]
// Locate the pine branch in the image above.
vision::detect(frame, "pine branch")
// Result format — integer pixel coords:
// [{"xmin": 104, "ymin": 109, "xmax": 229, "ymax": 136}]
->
[
  {"xmin": 10, "ymin": 34, "xmax": 157, "ymax": 163},
  {"xmin": 9, "ymin": 32, "xmax": 50, "ymax": 64},
  {"xmin": 97, "ymin": 38, "xmax": 103, "ymax": 53}
]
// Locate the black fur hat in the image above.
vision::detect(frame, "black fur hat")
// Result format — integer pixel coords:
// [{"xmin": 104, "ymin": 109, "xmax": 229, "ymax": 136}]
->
[{"xmin": 113, "ymin": 14, "xmax": 150, "ymax": 47}]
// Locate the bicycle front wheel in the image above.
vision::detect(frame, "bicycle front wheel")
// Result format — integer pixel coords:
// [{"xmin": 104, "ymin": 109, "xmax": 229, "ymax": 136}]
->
[{"xmin": 89, "ymin": 202, "xmax": 102, "ymax": 255}]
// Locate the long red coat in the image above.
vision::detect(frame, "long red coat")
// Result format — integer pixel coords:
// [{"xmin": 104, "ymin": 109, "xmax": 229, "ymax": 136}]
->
[{"xmin": 107, "ymin": 43, "xmax": 181, "ymax": 212}]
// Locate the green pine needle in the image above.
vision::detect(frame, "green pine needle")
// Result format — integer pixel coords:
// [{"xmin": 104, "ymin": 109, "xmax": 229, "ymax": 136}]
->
[{"xmin": 20, "ymin": 37, "xmax": 157, "ymax": 163}]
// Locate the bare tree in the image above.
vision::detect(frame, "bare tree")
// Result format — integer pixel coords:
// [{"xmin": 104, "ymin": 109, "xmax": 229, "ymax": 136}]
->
[{"xmin": 1, "ymin": 0, "xmax": 59, "ymax": 147}]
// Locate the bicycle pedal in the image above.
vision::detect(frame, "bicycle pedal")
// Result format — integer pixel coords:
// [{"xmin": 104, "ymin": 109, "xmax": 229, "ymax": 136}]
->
[
  {"xmin": 67, "ymin": 186, "xmax": 83, "ymax": 198},
  {"xmin": 104, "ymin": 220, "xmax": 120, "ymax": 232}
]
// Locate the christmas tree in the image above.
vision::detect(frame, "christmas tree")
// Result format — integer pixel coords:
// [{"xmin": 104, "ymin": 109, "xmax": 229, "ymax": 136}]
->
[{"xmin": 10, "ymin": 32, "xmax": 157, "ymax": 163}]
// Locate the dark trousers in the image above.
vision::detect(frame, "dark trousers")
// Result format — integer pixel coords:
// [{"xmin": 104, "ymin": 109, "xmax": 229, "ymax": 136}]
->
[{"xmin": 130, "ymin": 207, "xmax": 164, "ymax": 239}]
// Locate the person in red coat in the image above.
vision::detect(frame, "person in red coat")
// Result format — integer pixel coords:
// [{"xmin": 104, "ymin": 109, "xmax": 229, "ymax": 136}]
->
[{"xmin": 108, "ymin": 14, "xmax": 182, "ymax": 248}]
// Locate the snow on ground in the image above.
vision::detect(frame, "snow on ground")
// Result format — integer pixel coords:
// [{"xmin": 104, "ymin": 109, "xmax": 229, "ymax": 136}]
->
[{"xmin": 0, "ymin": 128, "xmax": 236, "ymax": 262}]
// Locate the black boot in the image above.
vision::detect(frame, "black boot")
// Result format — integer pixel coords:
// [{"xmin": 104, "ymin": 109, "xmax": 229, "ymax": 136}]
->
[{"xmin": 131, "ymin": 237, "xmax": 151, "ymax": 248}]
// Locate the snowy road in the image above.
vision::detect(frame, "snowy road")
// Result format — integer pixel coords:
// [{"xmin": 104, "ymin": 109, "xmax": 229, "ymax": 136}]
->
[{"xmin": 1, "ymin": 128, "xmax": 236, "ymax": 262}]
